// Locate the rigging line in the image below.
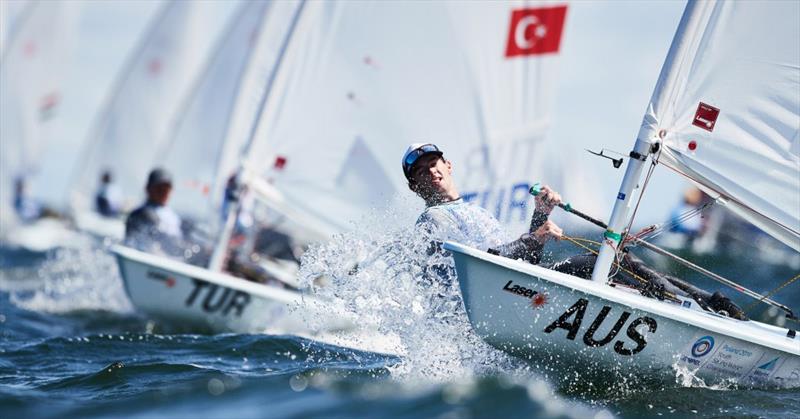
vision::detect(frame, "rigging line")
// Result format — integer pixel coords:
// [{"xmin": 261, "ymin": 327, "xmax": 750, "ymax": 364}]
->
[
  {"xmin": 627, "ymin": 236, "xmax": 796, "ymax": 318},
  {"xmin": 623, "ymin": 159, "xmax": 657, "ymax": 238},
  {"xmin": 561, "ymin": 235, "xmax": 679, "ymax": 302},
  {"xmin": 744, "ymin": 272, "xmax": 800, "ymax": 317},
  {"xmin": 659, "ymin": 161, "xmax": 800, "ymax": 238},
  {"xmin": 618, "ymin": 158, "xmax": 658, "ymax": 263},
  {"xmin": 632, "ymin": 200, "xmax": 715, "ymax": 242}
]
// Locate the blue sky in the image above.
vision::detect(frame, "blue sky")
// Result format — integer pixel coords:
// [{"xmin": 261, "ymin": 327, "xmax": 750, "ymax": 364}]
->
[{"xmin": 548, "ymin": 0, "xmax": 688, "ymax": 227}]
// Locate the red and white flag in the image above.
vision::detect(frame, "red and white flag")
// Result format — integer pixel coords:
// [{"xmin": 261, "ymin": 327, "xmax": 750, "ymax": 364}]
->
[{"xmin": 505, "ymin": 5, "xmax": 567, "ymax": 58}]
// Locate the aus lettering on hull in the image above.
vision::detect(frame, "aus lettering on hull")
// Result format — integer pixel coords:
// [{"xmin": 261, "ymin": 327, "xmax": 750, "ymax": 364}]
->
[{"xmin": 544, "ymin": 298, "xmax": 658, "ymax": 356}]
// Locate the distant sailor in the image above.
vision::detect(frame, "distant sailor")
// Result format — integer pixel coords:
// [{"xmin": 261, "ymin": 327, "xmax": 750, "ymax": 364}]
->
[
  {"xmin": 95, "ymin": 170, "xmax": 123, "ymax": 217},
  {"xmin": 124, "ymin": 168, "xmax": 185, "ymax": 257},
  {"xmin": 12, "ymin": 176, "xmax": 61, "ymax": 223},
  {"xmin": 668, "ymin": 187, "xmax": 708, "ymax": 239},
  {"xmin": 402, "ymin": 143, "xmax": 746, "ymax": 319},
  {"xmin": 12, "ymin": 177, "xmax": 43, "ymax": 223}
]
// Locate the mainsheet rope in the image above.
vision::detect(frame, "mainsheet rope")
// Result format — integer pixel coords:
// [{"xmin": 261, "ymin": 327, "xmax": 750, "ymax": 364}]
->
[
  {"xmin": 744, "ymin": 272, "xmax": 800, "ymax": 319},
  {"xmin": 560, "ymin": 234, "xmax": 680, "ymax": 302},
  {"xmin": 562, "ymin": 233, "xmax": 799, "ymax": 320}
]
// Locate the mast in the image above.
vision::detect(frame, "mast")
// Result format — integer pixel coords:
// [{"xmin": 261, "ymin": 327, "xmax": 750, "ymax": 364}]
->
[
  {"xmin": 590, "ymin": 0, "xmax": 710, "ymax": 283},
  {"xmin": 208, "ymin": 0, "xmax": 307, "ymax": 272}
]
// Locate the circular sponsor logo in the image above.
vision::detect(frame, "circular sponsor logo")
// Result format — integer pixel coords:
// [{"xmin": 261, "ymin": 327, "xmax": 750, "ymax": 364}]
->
[{"xmin": 691, "ymin": 336, "xmax": 715, "ymax": 358}]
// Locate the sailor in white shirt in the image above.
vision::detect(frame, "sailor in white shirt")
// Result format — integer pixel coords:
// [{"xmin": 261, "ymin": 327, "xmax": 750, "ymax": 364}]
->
[
  {"xmin": 402, "ymin": 143, "xmax": 747, "ymax": 320},
  {"xmin": 124, "ymin": 168, "xmax": 184, "ymax": 256},
  {"xmin": 403, "ymin": 143, "xmax": 563, "ymax": 264}
]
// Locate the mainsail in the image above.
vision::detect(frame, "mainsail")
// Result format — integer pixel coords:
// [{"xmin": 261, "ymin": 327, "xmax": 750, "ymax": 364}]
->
[
  {"xmin": 639, "ymin": 0, "xmax": 800, "ymax": 250},
  {"xmin": 156, "ymin": 0, "xmax": 275, "ymax": 225},
  {"xmin": 0, "ymin": 1, "xmax": 78, "ymax": 224},
  {"xmin": 70, "ymin": 1, "xmax": 233, "ymax": 213},
  {"xmin": 244, "ymin": 1, "xmax": 567, "ymax": 234},
  {"xmin": 0, "ymin": 0, "xmax": 30, "ymax": 56}
]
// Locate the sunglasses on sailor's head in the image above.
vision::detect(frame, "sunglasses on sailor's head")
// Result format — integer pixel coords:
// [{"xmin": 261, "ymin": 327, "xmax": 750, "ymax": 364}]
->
[{"xmin": 404, "ymin": 144, "xmax": 441, "ymax": 169}]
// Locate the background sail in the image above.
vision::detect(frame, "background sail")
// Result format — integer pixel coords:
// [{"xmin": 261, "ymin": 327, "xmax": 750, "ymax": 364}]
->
[
  {"xmin": 640, "ymin": 0, "xmax": 800, "ymax": 250},
  {"xmin": 70, "ymin": 1, "xmax": 234, "ymax": 214},
  {"xmin": 0, "ymin": 1, "xmax": 78, "ymax": 224},
  {"xmin": 0, "ymin": 0, "xmax": 30, "ymax": 56},
  {"xmin": 156, "ymin": 0, "xmax": 275, "ymax": 226},
  {"xmin": 26, "ymin": 2, "xmax": 162, "ymax": 212},
  {"xmin": 245, "ymin": 1, "xmax": 566, "ymax": 235}
]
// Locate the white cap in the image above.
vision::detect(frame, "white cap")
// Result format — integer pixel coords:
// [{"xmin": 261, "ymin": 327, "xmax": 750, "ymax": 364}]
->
[{"xmin": 401, "ymin": 143, "xmax": 443, "ymax": 180}]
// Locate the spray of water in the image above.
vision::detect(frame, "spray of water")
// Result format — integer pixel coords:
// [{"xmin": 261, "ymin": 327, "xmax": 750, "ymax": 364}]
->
[
  {"xmin": 1, "ymin": 236, "xmax": 132, "ymax": 313},
  {"xmin": 297, "ymin": 209, "xmax": 529, "ymax": 383}
]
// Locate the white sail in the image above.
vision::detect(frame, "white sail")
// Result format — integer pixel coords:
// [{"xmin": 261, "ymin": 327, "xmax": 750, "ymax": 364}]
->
[
  {"xmin": 70, "ymin": 1, "xmax": 234, "ymax": 213},
  {"xmin": 156, "ymin": 0, "xmax": 273, "ymax": 225},
  {"xmin": 0, "ymin": 1, "xmax": 78, "ymax": 225},
  {"xmin": 25, "ymin": 1, "xmax": 163, "ymax": 211},
  {"xmin": 157, "ymin": 0, "xmax": 305, "ymax": 229},
  {"xmin": 245, "ymin": 1, "xmax": 567, "ymax": 234},
  {"xmin": 0, "ymin": 0, "xmax": 30, "ymax": 56},
  {"xmin": 639, "ymin": 0, "xmax": 800, "ymax": 250}
]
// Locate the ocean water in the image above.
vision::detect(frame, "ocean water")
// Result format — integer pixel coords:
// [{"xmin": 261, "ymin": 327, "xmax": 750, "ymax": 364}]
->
[{"xmin": 1, "ymin": 229, "xmax": 798, "ymax": 419}]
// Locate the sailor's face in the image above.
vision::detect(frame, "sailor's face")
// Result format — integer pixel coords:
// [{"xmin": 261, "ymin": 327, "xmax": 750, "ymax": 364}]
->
[
  {"xmin": 410, "ymin": 154, "xmax": 454, "ymax": 199},
  {"xmin": 147, "ymin": 182, "xmax": 172, "ymax": 206}
]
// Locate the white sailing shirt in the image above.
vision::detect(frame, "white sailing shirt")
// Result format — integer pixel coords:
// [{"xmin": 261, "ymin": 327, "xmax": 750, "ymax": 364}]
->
[
  {"xmin": 416, "ymin": 198, "xmax": 510, "ymax": 250},
  {"xmin": 152, "ymin": 205, "xmax": 182, "ymax": 238}
]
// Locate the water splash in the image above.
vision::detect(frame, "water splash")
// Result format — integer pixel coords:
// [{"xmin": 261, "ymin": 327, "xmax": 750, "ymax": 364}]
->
[
  {"xmin": 297, "ymin": 219, "xmax": 527, "ymax": 383},
  {"xmin": 1, "ymin": 236, "xmax": 132, "ymax": 314}
]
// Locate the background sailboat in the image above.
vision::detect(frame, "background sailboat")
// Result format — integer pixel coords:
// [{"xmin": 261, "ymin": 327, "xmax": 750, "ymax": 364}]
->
[
  {"xmin": 0, "ymin": 1, "xmax": 81, "ymax": 250},
  {"xmin": 69, "ymin": 1, "xmax": 236, "ymax": 226},
  {"xmin": 155, "ymin": 0, "xmax": 299, "ymax": 235}
]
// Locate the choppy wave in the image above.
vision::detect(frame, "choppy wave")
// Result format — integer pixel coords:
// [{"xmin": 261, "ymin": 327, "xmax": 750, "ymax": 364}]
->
[
  {"xmin": 0, "ymin": 330, "xmax": 608, "ymax": 419},
  {"xmin": 2, "ymin": 220, "xmax": 799, "ymax": 418}
]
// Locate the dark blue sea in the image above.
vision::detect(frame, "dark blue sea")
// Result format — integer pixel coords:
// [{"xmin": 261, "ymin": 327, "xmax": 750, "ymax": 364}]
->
[{"xmin": 1, "ymin": 230, "xmax": 798, "ymax": 419}]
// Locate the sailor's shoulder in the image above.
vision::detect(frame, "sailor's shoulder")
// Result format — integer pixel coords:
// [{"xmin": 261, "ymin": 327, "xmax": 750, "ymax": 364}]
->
[
  {"xmin": 416, "ymin": 205, "xmax": 455, "ymax": 226},
  {"xmin": 126, "ymin": 204, "xmax": 147, "ymax": 218},
  {"xmin": 445, "ymin": 199, "xmax": 491, "ymax": 217},
  {"xmin": 127, "ymin": 204, "xmax": 158, "ymax": 223}
]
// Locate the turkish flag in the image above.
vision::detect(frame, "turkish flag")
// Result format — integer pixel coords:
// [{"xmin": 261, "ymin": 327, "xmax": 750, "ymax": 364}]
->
[{"xmin": 505, "ymin": 5, "xmax": 567, "ymax": 58}]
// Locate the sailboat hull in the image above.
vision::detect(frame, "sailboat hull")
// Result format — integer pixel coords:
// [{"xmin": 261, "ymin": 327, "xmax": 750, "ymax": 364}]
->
[
  {"xmin": 113, "ymin": 244, "xmax": 318, "ymax": 334},
  {"xmin": 445, "ymin": 242, "xmax": 800, "ymax": 388},
  {"xmin": 1, "ymin": 218, "xmax": 88, "ymax": 253},
  {"xmin": 112, "ymin": 245, "xmax": 404, "ymax": 355}
]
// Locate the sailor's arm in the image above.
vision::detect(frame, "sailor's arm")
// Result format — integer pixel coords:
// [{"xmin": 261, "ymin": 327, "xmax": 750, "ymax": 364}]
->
[
  {"xmin": 490, "ymin": 185, "xmax": 563, "ymax": 264},
  {"xmin": 488, "ymin": 220, "xmax": 562, "ymax": 263},
  {"xmin": 529, "ymin": 184, "xmax": 561, "ymax": 231}
]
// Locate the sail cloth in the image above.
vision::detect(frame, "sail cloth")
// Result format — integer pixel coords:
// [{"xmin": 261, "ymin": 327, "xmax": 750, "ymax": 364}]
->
[
  {"xmin": 0, "ymin": 1, "xmax": 78, "ymax": 224},
  {"xmin": 27, "ymin": 2, "xmax": 164, "ymax": 212},
  {"xmin": 156, "ymin": 0, "xmax": 286, "ymax": 226},
  {"xmin": 245, "ymin": 1, "xmax": 567, "ymax": 235},
  {"xmin": 0, "ymin": 0, "xmax": 31, "ymax": 56},
  {"xmin": 639, "ymin": 0, "xmax": 800, "ymax": 250},
  {"xmin": 70, "ymin": 1, "xmax": 235, "ymax": 213}
]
